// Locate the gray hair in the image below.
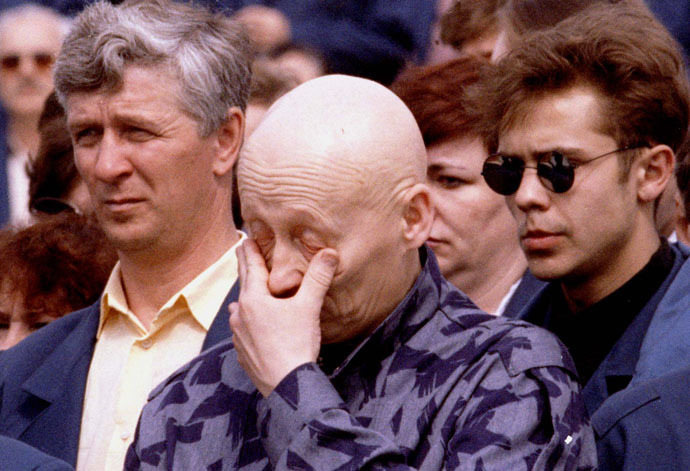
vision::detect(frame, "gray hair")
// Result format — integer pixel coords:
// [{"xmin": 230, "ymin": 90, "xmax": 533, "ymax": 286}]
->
[{"xmin": 54, "ymin": 0, "xmax": 252, "ymax": 137}]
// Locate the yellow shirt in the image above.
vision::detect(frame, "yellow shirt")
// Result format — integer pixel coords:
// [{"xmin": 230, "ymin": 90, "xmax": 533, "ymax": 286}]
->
[{"xmin": 76, "ymin": 233, "xmax": 245, "ymax": 471}]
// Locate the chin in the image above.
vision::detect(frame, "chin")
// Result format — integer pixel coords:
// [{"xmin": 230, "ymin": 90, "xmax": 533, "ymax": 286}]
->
[
  {"xmin": 101, "ymin": 225, "xmax": 158, "ymax": 253},
  {"xmin": 527, "ymin": 258, "xmax": 572, "ymax": 282}
]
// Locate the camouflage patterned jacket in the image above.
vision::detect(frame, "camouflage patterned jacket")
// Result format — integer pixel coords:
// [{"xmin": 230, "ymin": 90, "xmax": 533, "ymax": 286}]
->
[{"xmin": 125, "ymin": 250, "xmax": 597, "ymax": 471}]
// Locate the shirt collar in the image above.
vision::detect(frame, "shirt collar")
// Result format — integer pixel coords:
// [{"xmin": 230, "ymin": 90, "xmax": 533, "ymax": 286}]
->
[{"xmin": 98, "ymin": 231, "xmax": 246, "ymax": 337}]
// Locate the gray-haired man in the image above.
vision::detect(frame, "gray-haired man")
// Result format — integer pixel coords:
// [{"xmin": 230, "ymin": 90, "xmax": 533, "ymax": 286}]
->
[{"xmin": 0, "ymin": 2, "xmax": 251, "ymax": 470}]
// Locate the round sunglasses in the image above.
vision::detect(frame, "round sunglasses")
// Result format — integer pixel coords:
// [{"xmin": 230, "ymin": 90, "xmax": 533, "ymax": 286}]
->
[
  {"xmin": 0, "ymin": 52, "xmax": 54, "ymax": 72},
  {"xmin": 30, "ymin": 197, "xmax": 80, "ymax": 216},
  {"xmin": 481, "ymin": 146, "xmax": 646, "ymax": 195}
]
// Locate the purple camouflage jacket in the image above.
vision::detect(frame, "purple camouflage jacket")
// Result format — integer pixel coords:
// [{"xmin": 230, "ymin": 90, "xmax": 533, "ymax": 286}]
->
[{"xmin": 125, "ymin": 249, "xmax": 597, "ymax": 470}]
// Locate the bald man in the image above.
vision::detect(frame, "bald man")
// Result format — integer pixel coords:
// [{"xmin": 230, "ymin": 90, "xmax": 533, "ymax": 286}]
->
[{"xmin": 125, "ymin": 76, "xmax": 596, "ymax": 471}]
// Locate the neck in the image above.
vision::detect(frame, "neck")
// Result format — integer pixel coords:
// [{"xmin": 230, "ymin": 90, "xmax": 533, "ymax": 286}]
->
[
  {"xmin": 452, "ymin": 251, "xmax": 527, "ymax": 314},
  {"xmin": 561, "ymin": 221, "xmax": 661, "ymax": 313},
  {"xmin": 7, "ymin": 114, "xmax": 40, "ymax": 156},
  {"xmin": 118, "ymin": 219, "xmax": 239, "ymax": 330}
]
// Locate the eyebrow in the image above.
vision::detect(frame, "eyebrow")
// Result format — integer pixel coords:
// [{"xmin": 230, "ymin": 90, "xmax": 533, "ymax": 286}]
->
[{"xmin": 497, "ymin": 146, "xmax": 587, "ymax": 160}]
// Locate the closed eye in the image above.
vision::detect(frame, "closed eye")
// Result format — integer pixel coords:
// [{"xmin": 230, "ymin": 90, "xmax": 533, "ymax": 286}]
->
[{"xmin": 433, "ymin": 175, "xmax": 464, "ymax": 190}]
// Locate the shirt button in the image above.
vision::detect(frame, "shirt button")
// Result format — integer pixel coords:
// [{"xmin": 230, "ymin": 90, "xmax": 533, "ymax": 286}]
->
[
  {"xmin": 120, "ymin": 430, "xmax": 131, "ymax": 441},
  {"xmin": 141, "ymin": 338, "xmax": 152, "ymax": 349}
]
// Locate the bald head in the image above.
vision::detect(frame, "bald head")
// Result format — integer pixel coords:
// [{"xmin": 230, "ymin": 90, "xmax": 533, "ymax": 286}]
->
[
  {"xmin": 238, "ymin": 75, "xmax": 433, "ymax": 343},
  {"xmin": 240, "ymin": 75, "xmax": 427, "ymax": 210}
]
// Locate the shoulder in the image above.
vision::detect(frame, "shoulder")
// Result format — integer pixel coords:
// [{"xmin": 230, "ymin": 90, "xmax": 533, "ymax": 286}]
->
[
  {"xmin": 595, "ymin": 366, "xmax": 690, "ymax": 437},
  {"xmin": 133, "ymin": 339, "xmax": 258, "ymax": 463},
  {"xmin": 433, "ymin": 278, "xmax": 575, "ymax": 376},
  {"xmin": 147, "ymin": 339, "xmax": 237, "ymax": 402},
  {"xmin": 0, "ymin": 304, "xmax": 97, "ymax": 377},
  {"xmin": 490, "ymin": 318, "xmax": 575, "ymax": 377},
  {"xmin": 593, "ymin": 367, "xmax": 690, "ymax": 471},
  {"xmin": 0, "ymin": 435, "xmax": 74, "ymax": 471},
  {"xmin": 439, "ymin": 302, "xmax": 576, "ymax": 378}
]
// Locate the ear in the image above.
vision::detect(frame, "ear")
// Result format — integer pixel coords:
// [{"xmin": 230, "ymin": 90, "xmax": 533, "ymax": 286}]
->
[
  {"xmin": 636, "ymin": 144, "xmax": 675, "ymax": 203},
  {"xmin": 212, "ymin": 107, "xmax": 245, "ymax": 177},
  {"xmin": 401, "ymin": 183, "xmax": 434, "ymax": 250}
]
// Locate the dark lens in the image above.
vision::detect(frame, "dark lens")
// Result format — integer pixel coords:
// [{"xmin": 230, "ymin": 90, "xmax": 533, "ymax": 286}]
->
[
  {"xmin": 33, "ymin": 53, "xmax": 54, "ymax": 69},
  {"xmin": 482, "ymin": 155, "xmax": 525, "ymax": 195},
  {"xmin": 0, "ymin": 55, "xmax": 20, "ymax": 70},
  {"xmin": 537, "ymin": 151, "xmax": 574, "ymax": 193},
  {"xmin": 31, "ymin": 197, "xmax": 76, "ymax": 215}
]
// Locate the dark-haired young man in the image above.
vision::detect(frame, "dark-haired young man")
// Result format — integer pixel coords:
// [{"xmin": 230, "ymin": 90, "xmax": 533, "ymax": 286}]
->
[{"xmin": 481, "ymin": 3, "xmax": 690, "ymax": 467}]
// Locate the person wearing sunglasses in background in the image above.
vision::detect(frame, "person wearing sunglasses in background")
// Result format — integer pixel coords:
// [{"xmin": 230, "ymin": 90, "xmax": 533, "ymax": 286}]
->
[
  {"xmin": 0, "ymin": 4, "xmax": 69, "ymax": 227},
  {"xmin": 478, "ymin": 3, "xmax": 690, "ymax": 469}
]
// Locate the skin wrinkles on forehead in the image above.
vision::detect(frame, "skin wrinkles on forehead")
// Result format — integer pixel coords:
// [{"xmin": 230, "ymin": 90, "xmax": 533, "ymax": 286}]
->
[{"xmin": 240, "ymin": 144, "xmax": 417, "ymax": 216}]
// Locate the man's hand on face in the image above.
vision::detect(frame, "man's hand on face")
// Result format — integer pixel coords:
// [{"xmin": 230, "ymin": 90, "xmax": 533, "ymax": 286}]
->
[{"xmin": 229, "ymin": 239, "xmax": 339, "ymax": 397}]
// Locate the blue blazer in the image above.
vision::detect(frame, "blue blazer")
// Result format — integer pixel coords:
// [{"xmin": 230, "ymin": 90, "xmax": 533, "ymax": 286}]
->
[
  {"xmin": 0, "ymin": 281, "xmax": 238, "ymax": 467},
  {"xmin": 593, "ymin": 366, "xmax": 690, "ymax": 471},
  {"xmin": 516, "ymin": 243, "xmax": 690, "ymax": 467},
  {"xmin": 516, "ymin": 242, "xmax": 690, "ymax": 416},
  {"xmin": 0, "ymin": 436, "xmax": 74, "ymax": 471}
]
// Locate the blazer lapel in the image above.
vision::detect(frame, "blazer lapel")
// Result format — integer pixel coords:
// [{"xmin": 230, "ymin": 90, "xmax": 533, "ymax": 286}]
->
[
  {"xmin": 202, "ymin": 280, "xmax": 239, "ymax": 351},
  {"xmin": 9, "ymin": 305, "xmax": 100, "ymax": 465}
]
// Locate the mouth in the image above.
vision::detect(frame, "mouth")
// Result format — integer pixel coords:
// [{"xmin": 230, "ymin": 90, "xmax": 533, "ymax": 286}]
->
[
  {"xmin": 521, "ymin": 229, "xmax": 563, "ymax": 251},
  {"xmin": 102, "ymin": 197, "xmax": 145, "ymax": 212}
]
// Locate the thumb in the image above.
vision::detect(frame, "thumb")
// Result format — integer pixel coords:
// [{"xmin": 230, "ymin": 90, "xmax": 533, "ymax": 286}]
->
[{"xmin": 298, "ymin": 249, "xmax": 339, "ymax": 301}]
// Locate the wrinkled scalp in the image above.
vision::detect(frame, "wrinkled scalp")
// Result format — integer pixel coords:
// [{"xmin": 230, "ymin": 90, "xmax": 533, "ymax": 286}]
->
[{"xmin": 237, "ymin": 75, "xmax": 427, "ymax": 216}]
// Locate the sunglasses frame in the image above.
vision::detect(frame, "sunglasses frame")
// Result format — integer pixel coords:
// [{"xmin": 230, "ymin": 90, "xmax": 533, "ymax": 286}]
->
[
  {"xmin": 30, "ymin": 197, "xmax": 80, "ymax": 216},
  {"xmin": 0, "ymin": 52, "xmax": 55, "ymax": 72},
  {"xmin": 481, "ymin": 145, "xmax": 646, "ymax": 195}
]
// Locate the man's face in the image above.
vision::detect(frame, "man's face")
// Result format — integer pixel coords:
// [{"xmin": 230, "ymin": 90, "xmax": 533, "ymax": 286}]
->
[
  {"xmin": 240, "ymin": 164, "xmax": 405, "ymax": 344},
  {"xmin": 498, "ymin": 86, "xmax": 641, "ymax": 286},
  {"xmin": 67, "ymin": 66, "xmax": 223, "ymax": 255},
  {"xmin": 0, "ymin": 13, "xmax": 61, "ymax": 118},
  {"xmin": 426, "ymin": 136, "xmax": 518, "ymax": 287}
]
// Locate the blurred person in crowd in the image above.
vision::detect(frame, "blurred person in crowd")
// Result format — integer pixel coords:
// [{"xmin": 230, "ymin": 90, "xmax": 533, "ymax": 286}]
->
[
  {"xmin": 0, "ymin": 0, "xmax": 91, "ymax": 16},
  {"xmin": 232, "ymin": 58, "xmax": 299, "ymax": 228},
  {"xmin": 265, "ymin": 43, "xmax": 325, "ymax": 85},
  {"xmin": 490, "ymin": 0, "xmax": 648, "ymax": 61},
  {"xmin": 0, "ymin": 4, "xmax": 68, "ymax": 226},
  {"xmin": 0, "ymin": 212, "xmax": 116, "ymax": 350},
  {"xmin": 439, "ymin": 0, "xmax": 506, "ymax": 60},
  {"xmin": 392, "ymin": 57, "xmax": 544, "ymax": 316},
  {"xmin": 0, "ymin": 436, "xmax": 74, "ymax": 471},
  {"xmin": 422, "ymin": 0, "xmax": 463, "ymax": 66},
  {"xmin": 29, "ymin": 91, "xmax": 91, "ymax": 218},
  {"xmin": 479, "ymin": 2, "xmax": 690, "ymax": 464},
  {"xmin": 245, "ymin": 59, "xmax": 299, "ymax": 136},
  {"xmin": 643, "ymin": 0, "xmax": 690, "ymax": 59},
  {"xmin": 127, "ymin": 74, "xmax": 595, "ymax": 471},
  {"xmin": 0, "ymin": 1, "xmax": 251, "ymax": 469},
  {"xmin": 226, "ymin": 0, "xmax": 435, "ymax": 85}
]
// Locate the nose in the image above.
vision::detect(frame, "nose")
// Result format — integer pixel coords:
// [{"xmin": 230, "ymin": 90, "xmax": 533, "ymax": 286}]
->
[
  {"xmin": 512, "ymin": 167, "xmax": 551, "ymax": 212},
  {"xmin": 0, "ymin": 322, "xmax": 30, "ymax": 350},
  {"xmin": 267, "ymin": 242, "xmax": 304, "ymax": 298},
  {"xmin": 16, "ymin": 55, "xmax": 34, "ymax": 76},
  {"xmin": 93, "ymin": 132, "xmax": 134, "ymax": 184}
]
